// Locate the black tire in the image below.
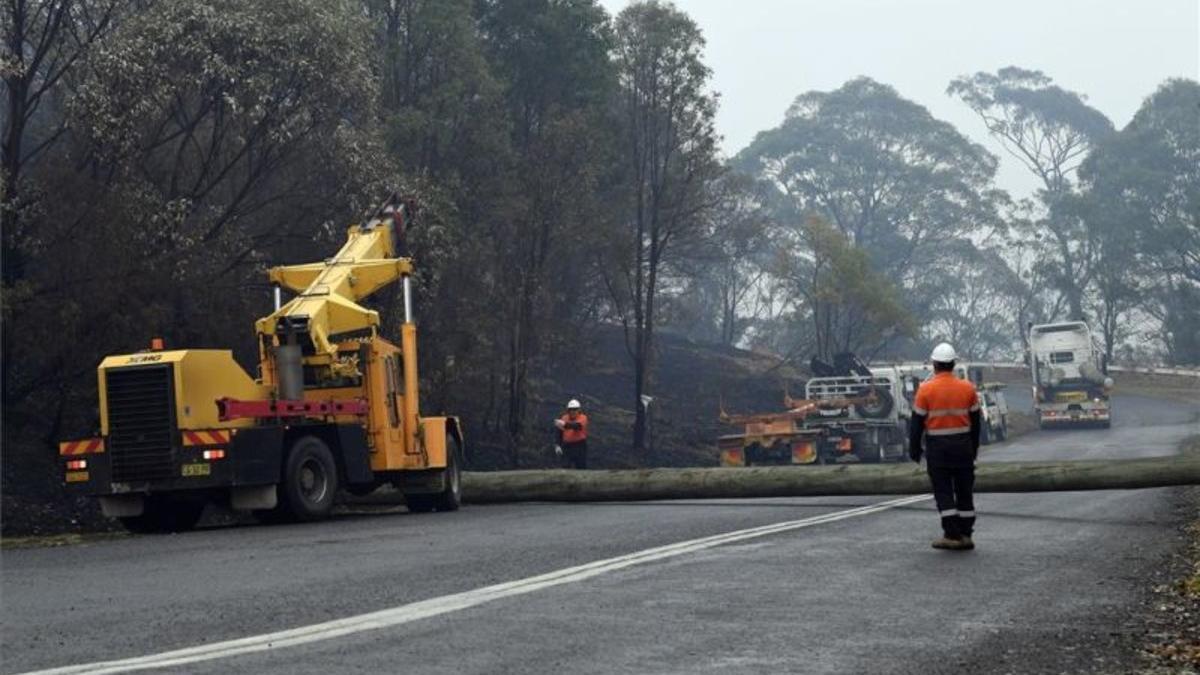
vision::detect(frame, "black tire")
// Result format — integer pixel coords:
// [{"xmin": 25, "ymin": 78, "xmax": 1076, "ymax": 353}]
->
[
  {"xmin": 119, "ymin": 496, "xmax": 205, "ymax": 534},
  {"xmin": 856, "ymin": 436, "xmax": 882, "ymax": 463},
  {"xmin": 407, "ymin": 433, "xmax": 463, "ymax": 513},
  {"xmin": 997, "ymin": 416, "xmax": 1008, "ymax": 441},
  {"xmin": 280, "ymin": 435, "xmax": 339, "ymax": 521},
  {"xmin": 854, "ymin": 387, "xmax": 894, "ymax": 419},
  {"xmin": 980, "ymin": 424, "xmax": 992, "ymax": 446}
]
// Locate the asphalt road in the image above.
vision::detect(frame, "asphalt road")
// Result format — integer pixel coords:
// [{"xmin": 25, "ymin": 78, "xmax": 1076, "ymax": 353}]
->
[{"xmin": 3, "ymin": 393, "xmax": 1198, "ymax": 675}]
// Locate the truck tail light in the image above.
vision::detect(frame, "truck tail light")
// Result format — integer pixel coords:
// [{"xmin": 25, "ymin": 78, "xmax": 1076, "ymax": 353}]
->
[
  {"xmin": 66, "ymin": 459, "xmax": 87, "ymax": 470},
  {"xmin": 203, "ymin": 449, "xmax": 226, "ymax": 460},
  {"xmin": 837, "ymin": 438, "xmax": 852, "ymax": 451},
  {"xmin": 792, "ymin": 442, "xmax": 814, "ymax": 463}
]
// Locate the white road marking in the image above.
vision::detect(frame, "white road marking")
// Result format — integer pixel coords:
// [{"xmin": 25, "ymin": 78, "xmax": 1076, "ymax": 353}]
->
[{"xmin": 23, "ymin": 495, "xmax": 930, "ymax": 675}]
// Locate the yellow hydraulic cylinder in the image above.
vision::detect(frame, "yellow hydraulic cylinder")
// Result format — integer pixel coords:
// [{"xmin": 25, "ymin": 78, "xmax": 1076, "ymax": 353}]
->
[
  {"xmin": 401, "ymin": 322, "xmax": 421, "ymax": 456},
  {"xmin": 400, "ymin": 275, "xmax": 422, "ymax": 457}
]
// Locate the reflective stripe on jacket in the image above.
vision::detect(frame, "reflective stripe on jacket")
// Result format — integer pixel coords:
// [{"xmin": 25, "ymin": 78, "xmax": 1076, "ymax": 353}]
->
[
  {"xmin": 913, "ymin": 372, "xmax": 980, "ymax": 437},
  {"xmin": 559, "ymin": 412, "xmax": 589, "ymax": 444}
]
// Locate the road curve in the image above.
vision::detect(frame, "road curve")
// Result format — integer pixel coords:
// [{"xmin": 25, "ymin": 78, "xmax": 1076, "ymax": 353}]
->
[{"xmin": 2, "ymin": 394, "xmax": 1197, "ymax": 674}]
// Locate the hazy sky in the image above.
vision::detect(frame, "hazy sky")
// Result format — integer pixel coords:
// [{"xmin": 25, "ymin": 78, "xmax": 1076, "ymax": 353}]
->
[{"xmin": 598, "ymin": 0, "xmax": 1199, "ymax": 200}]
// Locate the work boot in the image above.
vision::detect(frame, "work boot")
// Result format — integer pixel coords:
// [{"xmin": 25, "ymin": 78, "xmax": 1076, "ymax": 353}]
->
[
  {"xmin": 959, "ymin": 535, "xmax": 975, "ymax": 550},
  {"xmin": 931, "ymin": 536, "xmax": 964, "ymax": 550}
]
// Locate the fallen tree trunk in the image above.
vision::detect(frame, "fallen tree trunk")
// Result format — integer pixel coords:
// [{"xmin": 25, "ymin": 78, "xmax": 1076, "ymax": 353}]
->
[{"xmin": 460, "ymin": 456, "xmax": 1200, "ymax": 504}]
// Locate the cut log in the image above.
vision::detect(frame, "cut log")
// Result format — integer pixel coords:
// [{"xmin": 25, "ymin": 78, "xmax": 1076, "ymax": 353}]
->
[{"xmin": 459, "ymin": 456, "xmax": 1200, "ymax": 504}]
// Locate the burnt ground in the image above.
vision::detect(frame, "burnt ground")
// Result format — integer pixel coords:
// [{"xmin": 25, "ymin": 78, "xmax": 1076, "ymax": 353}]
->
[{"xmin": 426, "ymin": 324, "xmax": 804, "ymax": 472}]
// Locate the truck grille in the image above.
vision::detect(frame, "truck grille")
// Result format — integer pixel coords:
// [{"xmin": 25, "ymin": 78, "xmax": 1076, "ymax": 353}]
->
[{"xmin": 107, "ymin": 365, "xmax": 177, "ymax": 483}]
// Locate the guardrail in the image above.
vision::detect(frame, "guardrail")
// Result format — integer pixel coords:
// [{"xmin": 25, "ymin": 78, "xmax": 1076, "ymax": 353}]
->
[
  {"xmin": 1108, "ymin": 365, "xmax": 1200, "ymax": 378},
  {"xmin": 891, "ymin": 361, "xmax": 1200, "ymax": 379}
]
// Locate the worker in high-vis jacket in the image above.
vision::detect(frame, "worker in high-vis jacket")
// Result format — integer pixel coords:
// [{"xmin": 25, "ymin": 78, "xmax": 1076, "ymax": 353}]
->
[
  {"xmin": 909, "ymin": 343, "xmax": 982, "ymax": 551},
  {"xmin": 554, "ymin": 399, "xmax": 589, "ymax": 469}
]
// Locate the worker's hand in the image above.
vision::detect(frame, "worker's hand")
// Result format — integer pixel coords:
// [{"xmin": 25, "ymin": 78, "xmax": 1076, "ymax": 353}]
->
[
  {"xmin": 554, "ymin": 419, "xmax": 566, "ymax": 430},
  {"xmin": 554, "ymin": 445, "xmax": 563, "ymax": 457}
]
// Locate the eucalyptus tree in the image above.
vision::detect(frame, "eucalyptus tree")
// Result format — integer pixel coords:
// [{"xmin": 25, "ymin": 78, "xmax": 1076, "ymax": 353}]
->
[
  {"xmin": 736, "ymin": 77, "xmax": 1003, "ymax": 358},
  {"xmin": 949, "ymin": 67, "xmax": 1113, "ymax": 320},
  {"xmin": 1076, "ymin": 78, "xmax": 1200, "ymax": 363}
]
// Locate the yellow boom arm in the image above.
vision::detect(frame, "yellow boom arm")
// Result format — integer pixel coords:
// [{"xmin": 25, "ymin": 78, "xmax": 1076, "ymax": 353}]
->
[{"xmin": 255, "ymin": 195, "xmax": 416, "ymax": 379}]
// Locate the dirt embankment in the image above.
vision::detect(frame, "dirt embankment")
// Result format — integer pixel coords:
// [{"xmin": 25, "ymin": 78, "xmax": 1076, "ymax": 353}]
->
[{"xmin": 487, "ymin": 326, "xmax": 801, "ymax": 470}]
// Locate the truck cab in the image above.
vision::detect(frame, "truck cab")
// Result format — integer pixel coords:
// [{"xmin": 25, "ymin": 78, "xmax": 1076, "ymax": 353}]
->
[
  {"xmin": 802, "ymin": 365, "xmax": 912, "ymax": 463},
  {"xmin": 1028, "ymin": 321, "xmax": 1113, "ymax": 428}
]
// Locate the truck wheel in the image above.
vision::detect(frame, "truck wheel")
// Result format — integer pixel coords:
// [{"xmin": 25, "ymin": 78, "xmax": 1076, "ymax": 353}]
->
[
  {"xmin": 119, "ymin": 496, "xmax": 205, "ymax": 534},
  {"xmin": 407, "ymin": 435, "xmax": 463, "ymax": 513},
  {"xmin": 854, "ymin": 387, "xmax": 894, "ymax": 419},
  {"xmin": 280, "ymin": 435, "xmax": 339, "ymax": 521},
  {"xmin": 980, "ymin": 425, "xmax": 991, "ymax": 446},
  {"xmin": 997, "ymin": 417, "xmax": 1008, "ymax": 441}
]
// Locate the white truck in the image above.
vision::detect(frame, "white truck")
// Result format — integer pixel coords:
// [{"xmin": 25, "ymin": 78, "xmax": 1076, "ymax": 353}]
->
[
  {"xmin": 803, "ymin": 364, "xmax": 912, "ymax": 463},
  {"xmin": 1028, "ymin": 321, "xmax": 1113, "ymax": 428},
  {"xmin": 895, "ymin": 362, "xmax": 1009, "ymax": 444}
]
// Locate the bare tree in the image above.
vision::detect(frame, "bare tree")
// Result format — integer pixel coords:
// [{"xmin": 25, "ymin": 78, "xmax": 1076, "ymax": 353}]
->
[{"xmin": 607, "ymin": 0, "xmax": 721, "ymax": 455}]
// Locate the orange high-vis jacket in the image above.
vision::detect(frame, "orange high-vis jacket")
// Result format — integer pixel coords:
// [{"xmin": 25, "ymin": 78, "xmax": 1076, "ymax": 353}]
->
[
  {"xmin": 913, "ymin": 372, "xmax": 980, "ymax": 437},
  {"xmin": 559, "ymin": 412, "xmax": 589, "ymax": 444}
]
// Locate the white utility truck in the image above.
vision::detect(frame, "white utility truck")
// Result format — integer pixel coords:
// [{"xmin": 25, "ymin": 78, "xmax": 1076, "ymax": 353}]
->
[{"xmin": 1028, "ymin": 321, "xmax": 1113, "ymax": 428}]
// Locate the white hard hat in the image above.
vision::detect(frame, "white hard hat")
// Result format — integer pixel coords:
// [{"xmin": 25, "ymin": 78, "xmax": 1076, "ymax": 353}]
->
[
  {"xmin": 930, "ymin": 342, "xmax": 957, "ymax": 363},
  {"xmin": 566, "ymin": 399, "xmax": 582, "ymax": 409}
]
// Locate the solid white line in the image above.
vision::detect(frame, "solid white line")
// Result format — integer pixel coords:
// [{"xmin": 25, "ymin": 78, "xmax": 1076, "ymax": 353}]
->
[{"xmin": 22, "ymin": 494, "xmax": 930, "ymax": 675}]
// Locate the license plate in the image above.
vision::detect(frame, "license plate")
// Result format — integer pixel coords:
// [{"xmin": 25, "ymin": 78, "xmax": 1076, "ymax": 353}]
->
[
  {"xmin": 181, "ymin": 463, "xmax": 211, "ymax": 477},
  {"xmin": 66, "ymin": 471, "xmax": 89, "ymax": 483}
]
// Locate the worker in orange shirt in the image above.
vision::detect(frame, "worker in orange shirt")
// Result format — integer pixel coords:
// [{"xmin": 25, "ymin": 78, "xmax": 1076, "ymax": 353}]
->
[
  {"xmin": 909, "ymin": 343, "xmax": 982, "ymax": 551},
  {"xmin": 554, "ymin": 399, "xmax": 589, "ymax": 469}
]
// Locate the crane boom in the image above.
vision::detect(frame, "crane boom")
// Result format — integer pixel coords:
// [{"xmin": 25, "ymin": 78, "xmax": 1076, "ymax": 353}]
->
[{"xmin": 255, "ymin": 194, "xmax": 416, "ymax": 383}]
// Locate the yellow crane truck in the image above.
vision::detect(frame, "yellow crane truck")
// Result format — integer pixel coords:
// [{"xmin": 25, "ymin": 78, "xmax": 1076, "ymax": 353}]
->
[{"xmin": 58, "ymin": 195, "xmax": 464, "ymax": 532}]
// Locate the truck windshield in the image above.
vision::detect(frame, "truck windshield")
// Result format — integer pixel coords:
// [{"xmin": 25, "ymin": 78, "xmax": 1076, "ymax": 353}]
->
[{"xmin": 1035, "ymin": 324, "xmax": 1086, "ymax": 334}]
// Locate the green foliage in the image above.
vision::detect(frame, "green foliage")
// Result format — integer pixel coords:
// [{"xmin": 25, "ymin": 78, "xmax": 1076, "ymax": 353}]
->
[
  {"xmin": 1081, "ymin": 79, "xmax": 1199, "ymax": 285},
  {"xmin": 737, "ymin": 77, "xmax": 1002, "ymax": 277},
  {"xmin": 736, "ymin": 77, "xmax": 1003, "ymax": 360},
  {"xmin": 779, "ymin": 216, "xmax": 916, "ymax": 359},
  {"xmin": 1075, "ymin": 78, "xmax": 1200, "ymax": 362},
  {"xmin": 2, "ymin": 0, "xmax": 389, "ymax": 503}
]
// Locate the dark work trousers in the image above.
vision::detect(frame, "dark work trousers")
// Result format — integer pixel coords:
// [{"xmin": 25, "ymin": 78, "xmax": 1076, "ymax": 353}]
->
[
  {"xmin": 561, "ymin": 440, "xmax": 588, "ymax": 470},
  {"xmin": 927, "ymin": 464, "xmax": 976, "ymax": 537}
]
